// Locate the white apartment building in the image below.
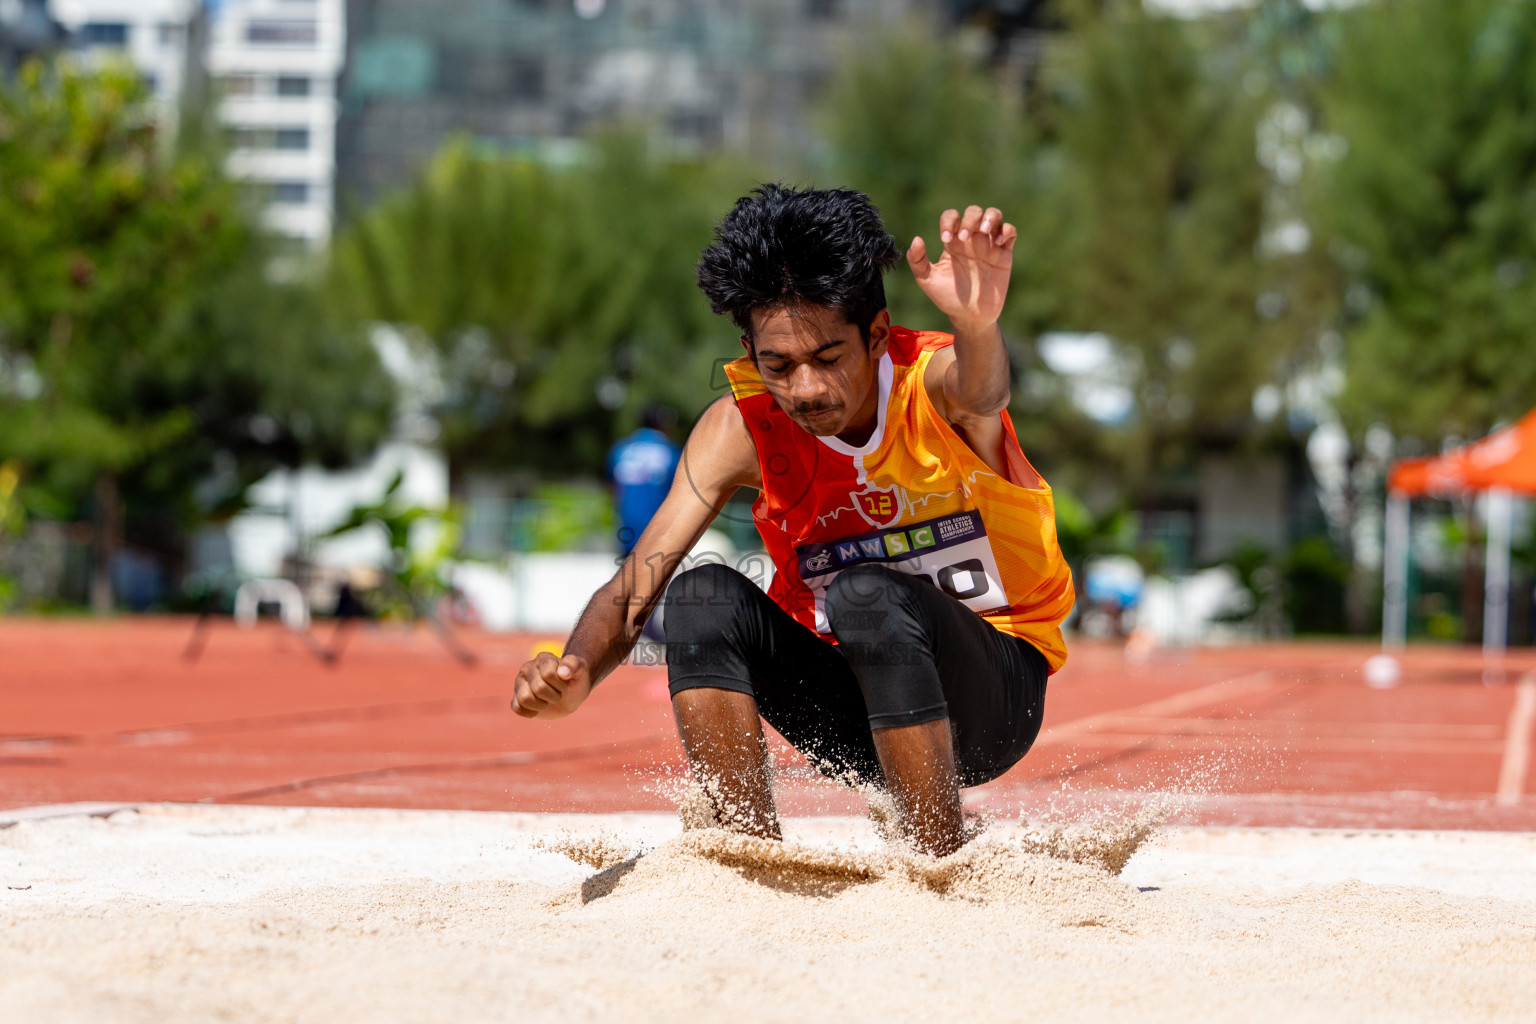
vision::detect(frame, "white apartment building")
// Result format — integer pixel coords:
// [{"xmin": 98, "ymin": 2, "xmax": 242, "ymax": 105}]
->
[
  {"xmin": 53, "ymin": 0, "xmax": 343, "ymax": 248},
  {"xmin": 51, "ymin": 0, "xmax": 198, "ymax": 126},
  {"xmin": 208, "ymin": 0, "xmax": 344, "ymax": 246}
]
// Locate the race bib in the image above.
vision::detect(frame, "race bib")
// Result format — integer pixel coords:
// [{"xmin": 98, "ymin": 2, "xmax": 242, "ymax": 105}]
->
[{"xmin": 795, "ymin": 509, "xmax": 1009, "ymax": 633}]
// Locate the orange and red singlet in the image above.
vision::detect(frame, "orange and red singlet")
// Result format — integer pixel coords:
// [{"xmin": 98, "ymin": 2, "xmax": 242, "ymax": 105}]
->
[{"xmin": 724, "ymin": 326, "xmax": 1076, "ymax": 672}]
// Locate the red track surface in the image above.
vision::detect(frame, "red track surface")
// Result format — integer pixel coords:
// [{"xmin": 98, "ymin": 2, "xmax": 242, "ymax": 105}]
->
[{"xmin": 2, "ymin": 618, "xmax": 1534, "ymax": 829}]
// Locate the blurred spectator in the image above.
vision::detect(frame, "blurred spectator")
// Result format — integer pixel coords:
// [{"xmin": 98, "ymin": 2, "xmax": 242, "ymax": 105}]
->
[
  {"xmin": 1082, "ymin": 555, "xmax": 1144, "ymax": 639},
  {"xmin": 608, "ymin": 405, "xmax": 681, "ymax": 557},
  {"xmin": 609, "ymin": 406, "xmax": 680, "ymax": 644}
]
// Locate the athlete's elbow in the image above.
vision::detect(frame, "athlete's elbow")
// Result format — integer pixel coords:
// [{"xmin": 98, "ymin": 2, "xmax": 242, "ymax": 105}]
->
[{"xmin": 958, "ymin": 385, "xmax": 1012, "ymax": 418}]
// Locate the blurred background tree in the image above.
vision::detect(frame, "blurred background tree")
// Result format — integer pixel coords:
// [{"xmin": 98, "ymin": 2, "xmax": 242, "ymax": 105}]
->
[
  {"xmin": 817, "ymin": 28, "xmax": 1047, "ymax": 332},
  {"xmin": 1311, "ymin": 0, "xmax": 1536, "ymax": 639},
  {"xmin": 328, "ymin": 133, "xmax": 746, "ymax": 482},
  {"xmin": 1042, "ymin": 2, "xmax": 1313, "ymax": 492},
  {"xmin": 0, "ymin": 61, "xmax": 391, "ymax": 611},
  {"xmin": 1317, "ymin": 0, "xmax": 1536, "ymax": 443},
  {"xmin": 3, "ymin": 1, "xmax": 1531, "ymax": 639}
]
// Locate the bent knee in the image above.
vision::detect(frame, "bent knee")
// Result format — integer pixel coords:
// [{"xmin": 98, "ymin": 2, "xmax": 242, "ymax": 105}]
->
[
  {"xmin": 826, "ymin": 562, "xmax": 904, "ymax": 603},
  {"xmin": 661, "ymin": 563, "xmax": 753, "ymax": 638},
  {"xmin": 825, "ymin": 564, "xmax": 922, "ymax": 627}
]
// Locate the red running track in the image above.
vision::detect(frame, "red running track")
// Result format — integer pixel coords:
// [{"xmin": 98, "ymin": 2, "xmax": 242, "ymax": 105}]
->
[{"xmin": 2, "ymin": 618, "xmax": 1533, "ymax": 829}]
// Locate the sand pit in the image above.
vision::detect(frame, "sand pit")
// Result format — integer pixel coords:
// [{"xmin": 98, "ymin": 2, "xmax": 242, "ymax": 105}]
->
[{"xmin": 3, "ymin": 804, "xmax": 1534, "ymax": 1022}]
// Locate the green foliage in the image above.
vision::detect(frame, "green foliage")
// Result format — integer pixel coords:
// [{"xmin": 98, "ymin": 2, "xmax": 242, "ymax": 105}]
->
[
  {"xmin": 321, "ymin": 470, "xmax": 462, "ymax": 616},
  {"xmin": 1053, "ymin": 489, "xmax": 1133, "ymax": 568},
  {"xmin": 1214, "ymin": 539, "xmax": 1282, "ymax": 629},
  {"xmin": 0, "ymin": 61, "xmax": 242, "ymax": 484},
  {"xmin": 1282, "ymin": 535, "xmax": 1349, "ymax": 634},
  {"xmin": 814, "ymin": 27, "xmax": 1106, "ymax": 481},
  {"xmin": 816, "ymin": 11, "xmax": 1322, "ymax": 496},
  {"xmin": 160, "ymin": 246, "xmax": 395, "ymax": 520},
  {"xmin": 1423, "ymin": 607, "xmax": 1462, "ymax": 642},
  {"xmin": 11, "ymin": 2, "xmax": 1534, "ymax": 639},
  {"xmin": 816, "ymin": 28, "xmax": 1048, "ymax": 333},
  {"xmin": 329, "ymin": 133, "xmax": 750, "ymax": 477},
  {"xmin": 1044, "ymin": 3, "xmax": 1311, "ymax": 484},
  {"xmin": 1316, "ymin": 0, "xmax": 1536, "ymax": 440},
  {"xmin": 0, "ymin": 59, "xmax": 393, "ymax": 607},
  {"xmin": 0, "ymin": 461, "xmax": 21, "ymax": 536},
  {"xmin": 511, "ymin": 483, "xmax": 614, "ymax": 553},
  {"xmin": 0, "ymin": 460, "xmax": 22, "ymax": 606}
]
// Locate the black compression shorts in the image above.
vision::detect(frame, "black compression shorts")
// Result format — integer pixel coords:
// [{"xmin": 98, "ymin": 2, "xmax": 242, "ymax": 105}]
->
[{"xmin": 660, "ymin": 562, "xmax": 1050, "ymax": 788}]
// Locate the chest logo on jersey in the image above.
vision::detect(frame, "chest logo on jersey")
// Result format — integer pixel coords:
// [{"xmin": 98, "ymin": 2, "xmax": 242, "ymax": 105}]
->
[
  {"xmin": 794, "ymin": 508, "xmax": 1009, "ymax": 633},
  {"xmin": 851, "ymin": 483, "xmax": 904, "ymax": 529}
]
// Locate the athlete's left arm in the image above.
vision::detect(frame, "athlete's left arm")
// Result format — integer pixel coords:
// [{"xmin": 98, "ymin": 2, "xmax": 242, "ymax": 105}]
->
[{"xmin": 908, "ymin": 205, "xmax": 1016, "ymax": 469}]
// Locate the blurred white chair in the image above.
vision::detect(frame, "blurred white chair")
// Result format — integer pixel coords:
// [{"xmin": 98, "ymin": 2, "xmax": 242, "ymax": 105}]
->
[{"xmin": 234, "ymin": 579, "xmax": 310, "ymax": 632}]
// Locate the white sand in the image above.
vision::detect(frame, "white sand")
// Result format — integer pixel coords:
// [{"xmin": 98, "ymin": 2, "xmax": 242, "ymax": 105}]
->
[{"xmin": 3, "ymin": 803, "xmax": 1534, "ymax": 1023}]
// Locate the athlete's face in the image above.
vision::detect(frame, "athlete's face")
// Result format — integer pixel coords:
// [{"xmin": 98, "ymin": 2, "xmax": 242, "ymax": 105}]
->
[{"xmin": 746, "ymin": 306, "xmax": 891, "ymax": 441}]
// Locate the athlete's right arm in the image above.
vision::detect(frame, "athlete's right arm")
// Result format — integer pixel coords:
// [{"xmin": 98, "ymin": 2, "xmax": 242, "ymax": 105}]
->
[{"xmin": 511, "ymin": 396, "xmax": 761, "ymax": 720}]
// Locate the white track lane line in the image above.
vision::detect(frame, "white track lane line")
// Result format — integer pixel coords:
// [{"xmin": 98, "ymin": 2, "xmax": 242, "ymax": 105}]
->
[{"xmin": 1495, "ymin": 671, "xmax": 1536, "ymax": 806}]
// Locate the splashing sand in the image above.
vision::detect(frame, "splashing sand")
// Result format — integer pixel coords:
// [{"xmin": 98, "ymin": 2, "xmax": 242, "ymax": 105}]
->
[
  {"xmin": 540, "ymin": 797, "xmax": 1167, "ymax": 936},
  {"xmin": 1012, "ymin": 799, "xmax": 1170, "ymax": 875},
  {"xmin": 3, "ymin": 804, "xmax": 1534, "ymax": 1023},
  {"xmin": 532, "ymin": 833, "xmax": 634, "ymax": 871}
]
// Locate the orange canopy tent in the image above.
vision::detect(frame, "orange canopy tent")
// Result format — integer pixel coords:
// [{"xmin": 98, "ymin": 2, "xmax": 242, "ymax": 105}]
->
[
  {"xmin": 1379, "ymin": 407, "xmax": 1536, "ymax": 675},
  {"xmin": 1388, "ymin": 407, "xmax": 1536, "ymax": 497}
]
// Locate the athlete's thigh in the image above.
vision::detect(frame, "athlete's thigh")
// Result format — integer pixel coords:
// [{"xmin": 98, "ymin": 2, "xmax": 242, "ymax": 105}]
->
[
  {"xmin": 744, "ymin": 599, "xmax": 884, "ymax": 785},
  {"xmin": 907, "ymin": 581, "xmax": 1048, "ymax": 786}
]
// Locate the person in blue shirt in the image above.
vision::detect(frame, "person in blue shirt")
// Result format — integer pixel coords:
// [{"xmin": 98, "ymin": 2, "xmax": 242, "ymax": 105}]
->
[
  {"xmin": 609, "ymin": 406, "xmax": 681, "ymax": 641},
  {"xmin": 609, "ymin": 405, "xmax": 681, "ymax": 557}
]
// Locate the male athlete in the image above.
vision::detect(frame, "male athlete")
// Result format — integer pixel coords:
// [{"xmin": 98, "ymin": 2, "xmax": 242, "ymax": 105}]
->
[{"xmin": 512, "ymin": 186, "xmax": 1074, "ymax": 856}]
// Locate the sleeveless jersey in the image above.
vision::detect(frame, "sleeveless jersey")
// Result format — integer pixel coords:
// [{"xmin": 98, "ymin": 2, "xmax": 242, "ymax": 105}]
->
[{"xmin": 724, "ymin": 326, "xmax": 1075, "ymax": 673}]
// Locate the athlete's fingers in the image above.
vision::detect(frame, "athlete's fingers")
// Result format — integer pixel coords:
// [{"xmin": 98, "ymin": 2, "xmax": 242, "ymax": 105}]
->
[
  {"xmin": 527, "ymin": 652, "xmax": 568, "ymax": 701},
  {"xmin": 513, "ymin": 654, "xmax": 563, "ymax": 710},
  {"xmin": 556, "ymin": 654, "xmax": 582, "ymax": 681},
  {"xmin": 997, "ymin": 221, "xmax": 1018, "ymax": 249},
  {"xmin": 956, "ymin": 205, "xmax": 984, "ymax": 241},
  {"xmin": 938, "ymin": 208, "xmax": 960, "ymax": 244},
  {"xmin": 979, "ymin": 207, "xmax": 1003, "ymax": 238},
  {"xmin": 511, "ymin": 665, "xmax": 545, "ymax": 717},
  {"xmin": 906, "ymin": 235, "xmax": 932, "ymax": 279},
  {"xmin": 528, "ymin": 675, "xmax": 565, "ymax": 705}
]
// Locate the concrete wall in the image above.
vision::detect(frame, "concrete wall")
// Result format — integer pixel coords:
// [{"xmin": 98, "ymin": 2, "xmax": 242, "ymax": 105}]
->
[{"xmin": 1197, "ymin": 454, "xmax": 1288, "ymax": 563}]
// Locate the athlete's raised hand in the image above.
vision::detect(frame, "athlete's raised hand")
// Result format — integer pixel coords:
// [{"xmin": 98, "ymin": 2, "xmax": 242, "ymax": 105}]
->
[
  {"xmin": 906, "ymin": 206, "xmax": 1017, "ymax": 329},
  {"xmin": 511, "ymin": 651, "xmax": 593, "ymax": 720}
]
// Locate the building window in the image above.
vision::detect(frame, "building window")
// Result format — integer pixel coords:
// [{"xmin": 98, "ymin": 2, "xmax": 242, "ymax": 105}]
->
[
  {"xmin": 670, "ymin": 110, "xmax": 720, "ymax": 144},
  {"xmin": 1141, "ymin": 507, "xmax": 1198, "ymax": 573},
  {"xmin": 510, "ymin": 58, "xmax": 544, "ymax": 101},
  {"xmin": 81, "ymin": 22, "xmax": 130, "ymax": 47},
  {"xmin": 227, "ymin": 127, "xmax": 311, "ymax": 151},
  {"xmin": 275, "ymin": 76, "xmax": 311, "ymax": 97},
  {"xmin": 246, "ymin": 21, "xmax": 317, "ymax": 46},
  {"xmin": 271, "ymin": 182, "xmax": 310, "ymax": 204},
  {"xmin": 274, "ymin": 128, "xmax": 310, "ymax": 151},
  {"xmin": 221, "ymin": 74, "xmax": 259, "ymax": 96},
  {"xmin": 158, "ymin": 23, "xmax": 182, "ymax": 48}
]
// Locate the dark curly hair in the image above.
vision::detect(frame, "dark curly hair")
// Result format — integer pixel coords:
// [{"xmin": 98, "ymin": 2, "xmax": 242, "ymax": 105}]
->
[{"xmin": 696, "ymin": 184, "xmax": 902, "ymax": 345}]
